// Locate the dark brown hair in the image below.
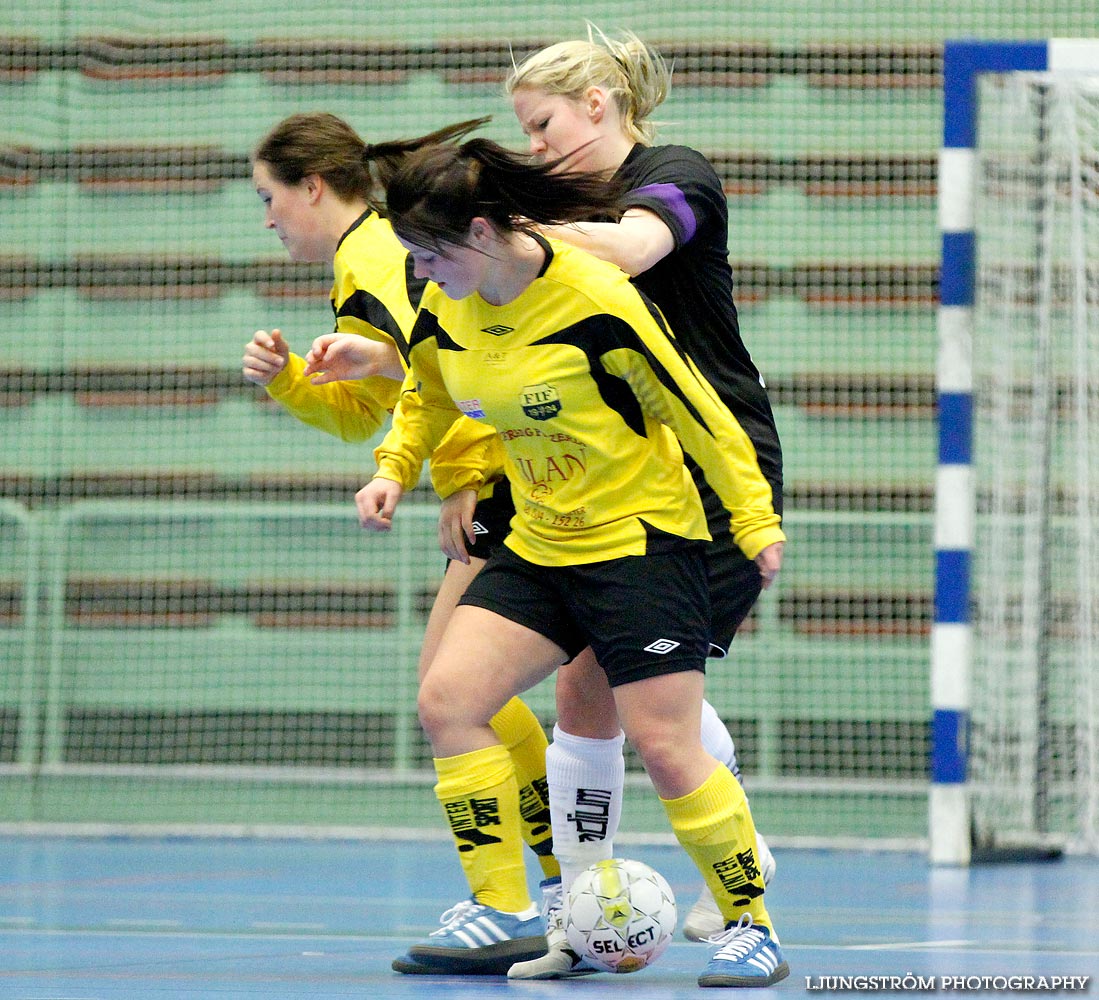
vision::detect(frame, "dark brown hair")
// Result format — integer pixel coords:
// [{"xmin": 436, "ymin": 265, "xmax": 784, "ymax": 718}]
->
[
  {"xmin": 369, "ymin": 134, "xmax": 624, "ymax": 253},
  {"xmin": 252, "ymin": 112, "xmax": 491, "ymax": 212}
]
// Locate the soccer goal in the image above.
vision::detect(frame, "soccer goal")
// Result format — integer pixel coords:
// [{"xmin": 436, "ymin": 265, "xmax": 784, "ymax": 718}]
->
[{"xmin": 933, "ymin": 39, "xmax": 1099, "ymax": 864}]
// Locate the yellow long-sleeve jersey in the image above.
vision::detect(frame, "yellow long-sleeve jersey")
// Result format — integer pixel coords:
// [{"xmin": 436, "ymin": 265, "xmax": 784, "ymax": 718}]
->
[
  {"xmin": 375, "ymin": 236, "xmax": 784, "ymax": 567},
  {"xmin": 261, "ymin": 209, "xmax": 504, "ymax": 498}
]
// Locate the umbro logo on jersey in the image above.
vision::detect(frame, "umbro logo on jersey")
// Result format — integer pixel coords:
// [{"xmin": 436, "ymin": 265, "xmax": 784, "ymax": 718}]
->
[
  {"xmin": 482, "ymin": 324, "xmax": 514, "ymax": 336},
  {"xmin": 471, "ymin": 521, "xmax": 488, "ymax": 536},
  {"xmin": 644, "ymin": 639, "xmax": 681, "ymax": 655}
]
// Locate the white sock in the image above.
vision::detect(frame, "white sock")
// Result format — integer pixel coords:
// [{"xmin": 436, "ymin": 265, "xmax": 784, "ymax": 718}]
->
[
  {"xmin": 700, "ymin": 699, "xmax": 741, "ymax": 782},
  {"xmin": 546, "ymin": 724, "xmax": 625, "ymax": 894}
]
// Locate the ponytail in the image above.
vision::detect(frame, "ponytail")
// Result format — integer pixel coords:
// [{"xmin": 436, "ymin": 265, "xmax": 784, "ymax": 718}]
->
[
  {"xmin": 360, "ymin": 116, "xmax": 492, "ymax": 194},
  {"xmin": 383, "ymin": 134, "xmax": 624, "ymax": 252}
]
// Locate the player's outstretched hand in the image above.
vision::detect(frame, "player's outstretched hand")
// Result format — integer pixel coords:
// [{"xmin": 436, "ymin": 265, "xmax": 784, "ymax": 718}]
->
[
  {"xmin": 303, "ymin": 333, "xmax": 404, "ymax": 384},
  {"xmin": 755, "ymin": 540, "xmax": 784, "ymax": 590},
  {"xmin": 356, "ymin": 477, "xmax": 404, "ymax": 532},
  {"xmin": 438, "ymin": 489, "xmax": 478, "ymax": 564},
  {"xmin": 242, "ymin": 329, "xmax": 290, "ymax": 386}
]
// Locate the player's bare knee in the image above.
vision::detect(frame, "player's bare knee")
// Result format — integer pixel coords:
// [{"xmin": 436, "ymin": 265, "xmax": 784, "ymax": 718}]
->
[
  {"xmin": 630, "ymin": 732, "xmax": 690, "ymax": 782},
  {"xmin": 416, "ymin": 678, "xmax": 453, "ymax": 742}
]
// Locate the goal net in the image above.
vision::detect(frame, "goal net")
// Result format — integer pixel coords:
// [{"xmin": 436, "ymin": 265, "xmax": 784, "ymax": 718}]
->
[{"xmin": 969, "ymin": 70, "xmax": 1099, "ymax": 855}]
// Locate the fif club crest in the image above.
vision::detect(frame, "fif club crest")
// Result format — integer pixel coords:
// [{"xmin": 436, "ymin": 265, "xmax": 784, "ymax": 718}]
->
[{"xmin": 520, "ymin": 383, "xmax": 561, "ymax": 421}]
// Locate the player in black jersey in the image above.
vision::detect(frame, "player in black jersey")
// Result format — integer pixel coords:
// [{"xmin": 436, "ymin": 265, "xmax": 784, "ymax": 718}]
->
[{"xmin": 503, "ymin": 29, "xmax": 786, "ymax": 981}]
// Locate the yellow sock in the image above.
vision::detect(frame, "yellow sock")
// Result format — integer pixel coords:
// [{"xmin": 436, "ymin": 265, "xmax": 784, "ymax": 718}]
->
[
  {"xmin": 434, "ymin": 743, "xmax": 532, "ymax": 913},
  {"xmin": 661, "ymin": 765, "xmax": 773, "ymax": 932},
  {"xmin": 490, "ymin": 696, "xmax": 559, "ymax": 880}
]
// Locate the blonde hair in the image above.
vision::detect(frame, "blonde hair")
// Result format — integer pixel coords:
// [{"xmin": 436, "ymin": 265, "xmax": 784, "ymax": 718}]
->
[{"xmin": 505, "ymin": 28, "xmax": 670, "ymax": 146}]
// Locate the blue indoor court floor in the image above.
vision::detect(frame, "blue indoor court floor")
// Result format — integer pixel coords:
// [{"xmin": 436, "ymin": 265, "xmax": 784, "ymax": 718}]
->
[{"xmin": 0, "ymin": 835, "xmax": 1096, "ymax": 999}]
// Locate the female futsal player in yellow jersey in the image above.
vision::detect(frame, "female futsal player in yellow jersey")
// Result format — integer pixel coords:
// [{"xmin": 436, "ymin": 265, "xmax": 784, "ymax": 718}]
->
[
  {"xmin": 240, "ymin": 114, "xmax": 556, "ymax": 968},
  {"xmin": 355, "ymin": 133, "xmax": 789, "ymax": 988},
  {"xmin": 500, "ymin": 29, "xmax": 787, "ymax": 976}
]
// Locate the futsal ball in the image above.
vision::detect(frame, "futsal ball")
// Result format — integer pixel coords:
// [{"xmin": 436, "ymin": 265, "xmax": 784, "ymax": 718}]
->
[{"xmin": 564, "ymin": 857, "xmax": 677, "ymax": 974}]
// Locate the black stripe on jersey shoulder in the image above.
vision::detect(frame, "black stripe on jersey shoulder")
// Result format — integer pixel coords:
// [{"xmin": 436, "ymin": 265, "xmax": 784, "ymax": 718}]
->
[
  {"xmin": 336, "ymin": 289, "xmax": 409, "ymax": 361},
  {"xmin": 408, "ymin": 307, "xmax": 463, "ymax": 354},
  {"xmin": 335, "ymin": 209, "xmax": 374, "ymax": 254},
  {"xmin": 535, "ymin": 311, "xmax": 712, "ymax": 439}
]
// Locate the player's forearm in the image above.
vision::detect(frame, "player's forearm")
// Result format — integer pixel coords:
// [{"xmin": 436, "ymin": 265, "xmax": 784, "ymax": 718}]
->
[
  {"xmin": 375, "ymin": 383, "xmax": 462, "ymax": 490},
  {"xmin": 429, "ymin": 419, "xmax": 504, "ymax": 498},
  {"xmin": 265, "ymin": 354, "xmax": 387, "ymax": 442},
  {"xmin": 539, "ymin": 220, "xmax": 660, "ymax": 277},
  {"xmin": 674, "ymin": 403, "xmax": 784, "ymax": 560},
  {"xmin": 618, "ymin": 341, "xmax": 783, "ymax": 560}
]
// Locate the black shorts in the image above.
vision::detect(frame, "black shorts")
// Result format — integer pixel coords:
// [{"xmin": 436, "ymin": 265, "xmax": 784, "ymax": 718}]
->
[
  {"xmin": 464, "ymin": 479, "xmax": 516, "ymax": 561},
  {"xmin": 704, "ymin": 528, "xmax": 762, "ymax": 657},
  {"xmin": 458, "ymin": 541, "xmax": 711, "ymax": 687},
  {"xmin": 696, "ymin": 472, "xmax": 782, "ymax": 657}
]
